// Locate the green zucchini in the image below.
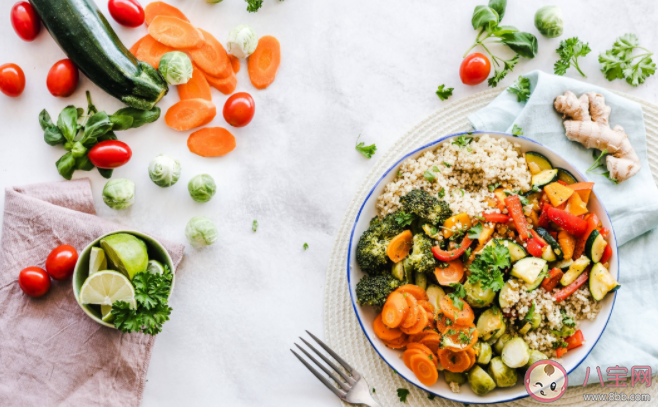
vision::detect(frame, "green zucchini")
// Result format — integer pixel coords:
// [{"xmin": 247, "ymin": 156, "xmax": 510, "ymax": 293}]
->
[
  {"xmin": 541, "ymin": 245, "xmax": 556, "ymax": 262},
  {"xmin": 560, "ymin": 255, "xmax": 591, "ymax": 286},
  {"xmin": 30, "ymin": 0, "xmax": 168, "ymax": 110},
  {"xmin": 535, "ymin": 227, "xmax": 564, "ymax": 260},
  {"xmin": 554, "ymin": 258, "xmax": 573, "ymax": 271},
  {"xmin": 556, "ymin": 167, "xmax": 578, "ymax": 185},
  {"xmin": 525, "ymin": 152, "xmax": 553, "ymax": 174},
  {"xmin": 482, "ymin": 239, "xmax": 527, "ymax": 263},
  {"xmin": 585, "ymin": 230, "xmax": 608, "ymax": 263},
  {"xmin": 511, "ymin": 257, "xmax": 547, "ymax": 284},
  {"xmin": 526, "ymin": 266, "xmax": 548, "ymax": 291},
  {"xmin": 531, "ymin": 169, "xmax": 559, "ymax": 189},
  {"xmin": 589, "ymin": 263, "xmax": 620, "ymax": 301}
]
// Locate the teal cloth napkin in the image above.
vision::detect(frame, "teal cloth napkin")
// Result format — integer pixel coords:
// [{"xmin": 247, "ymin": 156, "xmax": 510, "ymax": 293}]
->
[{"xmin": 469, "ymin": 70, "xmax": 658, "ymax": 386}]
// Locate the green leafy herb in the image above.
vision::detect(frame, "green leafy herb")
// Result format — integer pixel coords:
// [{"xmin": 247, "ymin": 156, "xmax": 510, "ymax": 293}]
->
[
  {"xmin": 467, "ymin": 241, "xmax": 510, "ymax": 292},
  {"xmin": 427, "ymin": 393, "xmax": 436, "ymax": 400},
  {"xmin": 372, "ymin": 388, "xmax": 376, "ymax": 393},
  {"xmin": 438, "ymin": 188, "xmax": 445, "ymax": 198},
  {"xmin": 458, "ymin": 330, "xmax": 472, "ymax": 344},
  {"xmin": 355, "ymin": 135, "xmax": 377, "ymax": 159},
  {"xmin": 488, "ymin": 182, "xmax": 500, "ymax": 192},
  {"xmin": 524, "ymin": 301, "xmax": 536, "ymax": 322},
  {"xmin": 303, "ymin": 243, "xmax": 309, "ymax": 250},
  {"xmin": 599, "ymin": 33, "xmax": 656, "ymax": 86},
  {"xmin": 246, "ymin": 0, "xmax": 263, "ymax": 12},
  {"xmin": 512, "ymin": 124, "xmax": 523, "ymax": 137},
  {"xmin": 587, "ymin": 149, "xmax": 618, "ymax": 184},
  {"xmin": 552, "ymin": 340, "xmax": 568, "ymax": 349},
  {"xmin": 504, "ymin": 189, "xmax": 529, "ymax": 205},
  {"xmin": 562, "ymin": 310, "xmax": 576, "ymax": 327},
  {"xmin": 395, "ymin": 211, "xmax": 417, "ymax": 227},
  {"xmin": 442, "ymin": 161, "xmax": 451, "ymax": 168},
  {"xmin": 554, "ymin": 37, "xmax": 591, "ymax": 77},
  {"xmin": 397, "ymin": 171, "xmax": 403, "ymax": 177},
  {"xmin": 467, "ymin": 223, "xmax": 484, "ymax": 240},
  {"xmin": 459, "ymin": 189, "xmax": 465, "ymax": 197},
  {"xmin": 424, "ymin": 168, "xmax": 438, "ymax": 182},
  {"xmin": 252, "ymin": 220, "xmax": 258, "ymax": 232},
  {"xmin": 397, "ymin": 388, "xmax": 410, "ymax": 403},
  {"xmin": 452, "ymin": 135, "xmax": 473, "ymax": 149},
  {"xmin": 436, "ymin": 84, "xmax": 454, "ymax": 101},
  {"xmin": 447, "ymin": 283, "xmax": 467, "ymax": 311},
  {"xmin": 507, "ymin": 75, "xmax": 531, "ymax": 102}
]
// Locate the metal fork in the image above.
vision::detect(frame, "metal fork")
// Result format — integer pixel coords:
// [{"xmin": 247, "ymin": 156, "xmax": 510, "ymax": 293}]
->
[{"xmin": 291, "ymin": 331, "xmax": 382, "ymax": 407}]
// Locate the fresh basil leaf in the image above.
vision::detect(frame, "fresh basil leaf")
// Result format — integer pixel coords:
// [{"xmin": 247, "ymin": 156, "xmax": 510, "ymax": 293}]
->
[
  {"xmin": 82, "ymin": 111, "xmax": 112, "ymax": 142},
  {"xmin": 71, "ymin": 141, "xmax": 87, "ymax": 158},
  {"xmin": 57, "ymin": 106, "xmax": 79, "ymax": 142},
  {"xmin": 471, "ymin": 5, "xmax": 499, "ymax": 31},
  {"xmin": 44, "ymin": 126, "xmax": 65, "ymax": 146},
  {"xmin": 109, "ymin": 115, "xmax": 134, "ymax": 131},
  {"xmin": 111, "ymin": 106, "xmax": 161, "ymax": 129},
  {"xmin": 75, "ymin": 155, "xmax": 95, "ymax": 171},
  {"xmin": 76, "ymin": 107, "xmax": 84, "ymax": 118},
  {"xmin": 98, "ymin": 168, "xmax": 113, "ymax": 179},
  {"xmin": 501, "ymin": 32, "xmax": 538, "ymax": 59},
  {"xmin": 493, "ymin": 25, "xmax": 518, "ymax": 36},
  {"xmin": 39, "ymin": 109, "xmax": 54, "ymax": 131},
  {"xmin": 97, "ymin": 130, "xmax": 118, "ymax": 143},
  {"xmin": 488, "ymin": 0, "xmax": 507, "ymax": 21},
  {"xmin": 56, "ymin": 152, "xmax": 76, "ymax": 180}
]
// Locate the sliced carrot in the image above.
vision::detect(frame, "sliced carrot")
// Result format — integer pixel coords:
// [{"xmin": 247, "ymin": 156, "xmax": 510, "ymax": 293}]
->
[
  {"xmin": 135, "ymin": 35, "xmax": 174, "ymax": 69},
  {"xmin": 373, "ymin": 314, "xmax": 404, "ymax": 342},
  {"xmin": 403, "ymin": 348, "xmax": 426, "ymax": 369},
  {"xmin": 401, "ymin": 295, "xmax": 419, "ymax": 329},
  {"xmin": 204, "ymin": 71, "xmax": 238, "ymax": 95},
  {"xmin": 129, "ymin": 35, "xmax": 148, "ymax": 56},
  {"xmin": 148, "ymin": 16, "xmax": 205, "ymax": 49},
  {"xmin": 558, "ymin": 230, "xmax": 576, "ymax": 260},
  {"xmin": 442, "ymin": 324, "xmax": 478, "ymax": 351},
  {"xmin": 434, "ymin": 259, "xmax": 464, "ymax": 286},
  {"xmin": 189, "ymin": 29, "xmax": 232, "ymax": 78},
  {"xmin": 409, "ymin": 330, "xmax": 439, "ymax": 343},
  {"xmin": 435, "ymin": 312, "xmax": 453, "ymax": 335},
  {"xmin": 438, "ymin": 349, "xmax": 471, "ymax": 373},
  {"xmin": 229, "ymin": 54, "xmax": 241, "ymax": 73},
  {"xmin": 399, "ymin": 305, "xmax": 428, "ymax": 335},
  {"xmin": 248, "ymin": 35, "xmax": 281, "ymax": 89},
  {"xmin": 382, "ymin": 291, "xmax": 408, "ymax": 328},
  {"xmin": 188, "ymin": 127, "xmax": 236, "ymax": 157},
  {"xmin": 395, "ymin": 285, "xmax": 428, "ymax": 301},
  {"xmin": 177, "ymin": 64, "xmax": 212, "ymax": 101},
  {"xmin": 410, "ymin": 353, "xmax": 439, "ymax": 386},
  {"xmin": 165, "ymin": 99, "xmax": 216, "ymax": 131},
  {"xmin": 406, "ymin": 342, "xmax": 434, "ymax": 356},
  {"xmin": 383, "ymin": 334, "xmax": 409, "ymax": 349},
  {"xmin": 387, "ymin": 230, "xmax": 413, "ymax": 263},
  {"xmin": 439, "ymin": 296, "xmax": 475, "ymax": 326},
  {"xmin": 465, "ymin": 348, "xmax": 477, "ymax": 370},
  {"xmin": 144, "ymin": 1, "xmax": 189, "ymax": 26},
  {"xmin": 418, "ymin": 332, "xmax": 442, "ymax": 353},
  {"xmin": 417, "ymin": 300, "xmax": 434, "ymax": 314}
]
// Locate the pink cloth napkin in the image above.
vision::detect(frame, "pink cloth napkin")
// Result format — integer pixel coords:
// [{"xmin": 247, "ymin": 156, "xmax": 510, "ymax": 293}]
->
[{"xmin": 0, "ymin": 179, "xmax": 184, "ymax": 407}]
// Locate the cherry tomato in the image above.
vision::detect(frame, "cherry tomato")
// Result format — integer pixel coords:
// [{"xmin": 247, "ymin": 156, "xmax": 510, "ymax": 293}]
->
[
  {"xmin": 108, "ymin": 0, "xmax": 145, "ymax": 27},
  {"xmin": 10, "ymin": 1, "xmax": 41, "ymax": 42},
  {"xmin": 0, "ymin": 63, "xmax": 25, "ymax": 97},
  {"xmin": 46, "ymin": 245, "xmax": 79, "ymax": 281},
  {"xmin": 47, "ymin": 59, "xmax": 79, "ymax": 97},
  {"xmin": 88, "ymin": 140, "xmax": 132, "ymax": 169},
  {"xmin": 459, "ymin": 53, "xmax": 491, "ymax": 86},
  {"xmin": 223, "ymin": 92, "xmax": 255, "ymax": 127},
  {"xmin": 19, "ymin": 267, "xmax": 51, "ymax": 297}
]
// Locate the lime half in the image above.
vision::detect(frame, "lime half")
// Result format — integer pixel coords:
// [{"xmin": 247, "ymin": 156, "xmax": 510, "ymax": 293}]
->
[
  {"xmin": 146, "ymin": 260, "xmax": 165, "ymax": 274},
  {"xmin": 101, "ymin": 304, "xmax": 115, "ymax": 322},
  {"xmin": 100, "ymin": 233, "xmax": 149, "ymax": 280},
  {"xmin": 79, "ymin": 270, "xmax": 136, "ymax": 308},
  {"xmin": 89, "ymin": 247, "xmax": 108, "ymax": 275}
]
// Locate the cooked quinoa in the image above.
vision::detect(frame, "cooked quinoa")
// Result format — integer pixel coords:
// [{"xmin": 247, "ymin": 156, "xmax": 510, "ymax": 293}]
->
[{"xmin": 377, "ymin": 134, "xmax": 531, "ymax": 217}]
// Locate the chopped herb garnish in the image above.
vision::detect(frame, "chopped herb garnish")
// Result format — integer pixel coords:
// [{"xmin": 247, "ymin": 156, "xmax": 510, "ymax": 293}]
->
[
  {"xmin": 397, "ymin": 388, "xmax": 410, "ymax": 403},
  {"xmin": 303, "ymin": 243, "xmax": 309, "ymax": 250},
  {"xmin": 397, "ymin": 171, "xmax": 403, "ymax": 177},
  {"xmin": 355, "ymin": 135, "xmax": 377, "ymax": 159},
  {"xmin": 424, "ymin": 170, "xmax": 436, "ymax": 182},
  {"xmin": 452, "ymin": 135, "xmax": 473, "ymax": 149},
  {"xmin": 524, "ymin": 301, "xmax": 536, "ymax": 322},
  {"xmin": 252, "ymin": 220, "xmax": 258, "ymax": 232},
  {"xmin": 467, "ymin": 223, "xmax": 483, "ymax": 240},
  {"xmin": 488, "ymin": 182, "xmax": 500, "ymax": 192},
  {"xmin": 562, "ymin": 310, "xmax": 576, "ymax": 327},
  {"xmin": 436, "ymin": 84, "xmax": 454, "ymax": 101},
  {"xmin": 467, "ymin": 241, "xmax": 510, "ymax": 292},
  {"xmin": 438, "ymin": 188, "xmax": 445, "ymax": 198},
  {"xmin": 428, "ymin": 394, "xmax": 436, "ymax": 400},
  {"xmin": 395, "ymin": 211, "xmax": 417, "ymax": 227},
  {"xmin": 447, "ymin": 283, "xmax": 466, "ymax": 311},
  {"xmin": 507, "ymin": 75, "xmax": 531, "ymax": 102},
  {"xmin": 512, "ymin": 124, "xmax": 523, "ymax": 137},
  {"xmin": 443, "ymin": 161, "xmax": 451, "ymax": 168},
  {"xmin": 432, "ymin": 165, "xmax": 441, "ymax": 173}
]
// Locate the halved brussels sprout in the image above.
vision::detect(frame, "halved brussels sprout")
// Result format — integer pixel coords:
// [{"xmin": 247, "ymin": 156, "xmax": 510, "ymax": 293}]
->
[
  {"xmin": 488, "ymin": 356, "xmax": 518, "ymax": 387},
  {"xmin": 524, "ymin": 349, "xmax": 549, "ymax": 370},
  {"xmin": 474, "ymin": 341, "xmax": 492, "ymax": 365},
  {"xmin": 477, "ymin": 307, "xmax": 504, "ymax": 341},
  {"xmin": 158, "ymin": 51, "xmax": 193, "ymax": 85},
  {"xmin": 444, "ymin": 370, "xmax": 467, "ymax": 385},
  {"xmin": 502, "ymin": 337, "xmax": 530, "ymax": 368},
  {"xmin": 493, "ymin": 333, "xmax": 513, "ymax": 355},
  {"xmin": 227, "ymin": 24, "xmax": 258, "ymax": 58},
  {"xmin": 465, "ymin": 280, "xmax": 496, "ymax": 308},
  {"xmin": 468, "ymin": 365, "xmax": 497, "ymax": 396}
]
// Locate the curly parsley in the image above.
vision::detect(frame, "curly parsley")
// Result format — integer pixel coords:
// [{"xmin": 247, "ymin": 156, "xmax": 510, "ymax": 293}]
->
[
  {"xmin": 355, "ymin": 135, "xmax": 377, "ymax": 159},
  {"xmin": 555, "ymin": 37, "xmax": 591, "ymax": 77},
  {"xmin": 467, "ymin": 241, "xmax": 510, "ymax": 292},
  {"xmin": 397, "ymin": 388, "xmax": 410, "ymax": 402},
  {"xmin": 447, "ymin": 282, "xmax": 467, "ymax": 311},
  {"xmin": 507, "ymin": 75, "xmax": 531, "ymax": 102},
  {"xmin": 512, "ymin": 124, "xmax": 524, "ymax": 137},
  {"xmin": 599, "ymin": 33, "xmax": 656, "ymax": 87},
  {"xmin": 436, "ymin": 84, "xmax": 454, "ymax": 101}
]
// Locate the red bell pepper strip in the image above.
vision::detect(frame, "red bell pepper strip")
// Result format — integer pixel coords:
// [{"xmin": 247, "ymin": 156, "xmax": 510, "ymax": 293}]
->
[
  {"xmin": 554, "ymin": 270, "xmax": 590, "ymax": 303},
  {"xmin": 566, "ymin": 329, "xmax": 584, "ymax": 350},
  {"xmin": 431, "ymin": 236, "xmax": 473, "ymax": 262},
  {"xmin": 549, "ymin": 231, "xmax": 558, "ymax": 239},
  {"xmin": 556, "ymin": 346, "xmax": 568, "ymax": 358},
  {"xmin": 574, "ymin": 214, "xmax": 600, "ymax": 259},
  {"xmin": 529, "ymin": 229, "xmax": 547, "ymax": 246},
  {"xmin": 526, "ymin": 238, "xmax": 544, "ymax": 258},
  {"xmin": 537, "ymin": 203, "xmax": 552, "ymax": 228},
  {"xmin": 599, "ymin": 227, "xmax": 610, "ymax": 238},
  {"xmin": 481, "ymin": 212, "xmax": 510, "ymax": 223},
  {"xmin": 557, "ymin": 180, "xmax": 568, "ymax": 186},
  {"xmin": 504, "ymin": 194, "xmax": 531, "ymax": 241},
  {"xmin": 541, "ymin": 268, "xmax": 564, "ymax": 292},
  {"xmin": 546, "ymin": 206, "xmax": 588, "ymax": 237},
  {"xmin": 600, "ymin": 243, "xmax": 613, "ymax": 264}
]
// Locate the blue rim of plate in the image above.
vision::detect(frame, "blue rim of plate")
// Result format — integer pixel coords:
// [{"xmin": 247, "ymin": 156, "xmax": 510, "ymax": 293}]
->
[{"xmin": 346, "ymin": 130, "xmax": 619, "ymax": 404}]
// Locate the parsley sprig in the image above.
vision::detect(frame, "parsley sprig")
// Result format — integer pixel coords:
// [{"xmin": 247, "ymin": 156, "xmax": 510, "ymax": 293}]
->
[
  {"xmin": 436, "ymin": 84, "xmax": 454, "ymax": 101},
  {"xmin": 587, "ymin": 149, "xmax": 618, "ymax": 184},
  {"xmin": 507, "ymin": 75, "xmax": 531, "ymax": 102},
  {"xmin": 467, "ymin": 241, "xmax": 510, "ymax": 292},
  {"xmin": 355, "ymin": 135, "xmax": 377, "ymax": 159},
  {"xmin": 452, "ymin": 135, "xmax": 473, "ymax": 151},
  {"xmin": 397, "ymin": 388, "xmax": 410, "ymax": 402},
  {"xmin": 395, "ymin": 211, "xmax": 417, "ymax": 228},
  {"xmin": 447, "ymin": 283, "xmax": 467, "ymax": 310},
  {"xmin": 554, "ymin": 37, "xmax": 591, "ymax": 77},
  {"xmin": 599, "ymin": 33, "xmax": 656, "ymax": 87},
  {"xmin": 511, "ymin": 124, "xmax": 523, "ymax": 137}
]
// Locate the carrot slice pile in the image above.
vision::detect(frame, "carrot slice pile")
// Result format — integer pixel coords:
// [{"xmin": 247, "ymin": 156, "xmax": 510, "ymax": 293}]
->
[
  {"xmin": 188, "ymin": 29, "xmax": 232, "ymax": 79},
  {"xmin": 401, "ymin": 293, "xmax": 419, "ymax": 329},
  {"xmin": 204, "ymin": 72, "xmax": 238, "ymax": 95},
  {"xmin": 187, "ymin": 127, "xmax": 236, "ymax": 157},
  {"xmin": 383, "ymin": 334, "xmax": 410, "ymax": 349},
  {"xmin": 148, "ymin": 16, "xmax": 205, "ymax": 49},
  {"xmin": 135, "ymin": 35, "xmax": 174, "ymax": 69},
  {"xmin": 129, "ymin": 35, "xmax": 147, "ymax": 56},
  {"xmin": 439, "ymin": 295, "xmax": 475, "ymax": 326},
  {"xmin": 382, "ymin": 291, "xmax": 407, "ymax": 328},
  {"xmin": 395, "ymin": 285, "xmax": 428, "ymax": 301},
  {"xmin": 248, "ymin": 35, "xmax": 281, "ymax": 89},
  {"xmin": 177, "ymin": 64, "xmax": 212, "ymax": 101},
  {"xmin": 438, "ymin": 348, "xmax": 472, "ymax": 373},
  {"xmin": 229, "ymin": 55, "xmax": 241, "ymax": 73},
  {"xmin": 410, "ymin": 353, "xmax": 438, "ymax": 386},
  {"xmin": 373, "ymin": 314, "xmax": 404, "ymax": 342},
  {"xmin": 165, "ymin": 99, "xmax": 216, "ymax": 131},
  {"xmin": 144, "ymin": 1, "xmax": 189, "ymax": 26}
]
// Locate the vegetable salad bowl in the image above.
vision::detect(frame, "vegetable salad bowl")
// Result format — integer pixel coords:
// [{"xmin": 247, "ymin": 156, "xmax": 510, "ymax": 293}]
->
[{"xmin": 346, "ymin": 131, "xmax": 619, "ymax": 403}]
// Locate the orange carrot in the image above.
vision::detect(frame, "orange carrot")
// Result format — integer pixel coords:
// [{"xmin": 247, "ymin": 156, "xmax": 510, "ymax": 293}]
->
[
  {"xmin": 406, "ymin": 342, "xmax": 433, "ymax": 356},
  {"xmin": 129, "ymin": 35, "xmax": 147, "ymax": 56},
  {"xmin": 204, "ymin": 71, "xmax": 237, "ymax": 95},
  {"xmin": 410, "ymin": 353, "xmax": 439, "ymax": 386},
  {"xmin": 403, "ymin": 348, "xmax": 427, "ymax": 369},
  {"xmin": 418, "ymin": 332, "xmax": 442, "ymax": 353},
  {"xmin": 439, "ymin": 296, "xmax": 475, "ymax": 326},
  {"xmin": 399, "ymin": 305, "xmax": 428, "ymax": 335},
  {"xmin": 435, "ymin": 312, "xmax": 452, "ymax": 335},
  {"xmin": 465, "ymin": 348, "xmax": 477, "ymax": 370},
  {"xmin": 401, "ymin": 295, "xmax": 419, "ymax": 329},
  {"xmin": 177, "ymin": 64, "xmax": 212, "ymax": 101},
  {"xmin": 438, "ymin": 349, "xmax": 471, "ymax": 373},
  {"xmin": 395, "ymin": 285, "xmax": 428, "ymax": 301},
  {"xmin": 248, "ymin": 35, "xmax": 281, "ymax": 89},
  {"xmin": 135, "ymin": 35, "xmax": 174, "ymax": 69},
  {"xmin": 187, "ymin": 127, "xmax": 236, "ymax": 157},
  {"xmin": 383, "ymin": 334, "xmax": 409, "ymax": 349},
  {"xmin": 165, "ymin": 99, "xmax": 216, "ymax": 131},
  {"xmin": 188, "ymin": 29, "xmax": 232, "ymax": 78},
  {"xmin": 417, "ymin": 300, "xmax": 434, "ymax": 314},
  {"xmin": 382, "ymin": 291, "xmax": 408, "ymax": 328},
  {"xmin": 434, "ymin": 259, "xmax": 464, "ymax": 286},
  {"xmin": 373, "ymin": 314, "xmax": 404, "ymax": 342},
  {"xmin": 441, "ymin": 324, "xmax": 478, "ymax": 351},
  {"xmin": 409, "ymin": 330, "xmax": 439, "ymax": 343},
  {"xmin": 148, "ymin": 16, "xmax": 205, "ymax": 49},
  {"xmin": 229, "ymin": 54, "xmax": 241, "ymax": 73},
  {"xmin": 144, "ymin": 1, "xmax": 189, "ymax": 26},
  {"xmin": 387, "ymin": 230, "xmax": 413, "ymax": 263}
]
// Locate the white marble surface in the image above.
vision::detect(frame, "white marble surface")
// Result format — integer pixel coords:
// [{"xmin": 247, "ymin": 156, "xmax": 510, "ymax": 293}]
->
[{"xmin": 1, "ymin": 0, "xmax": 657, "ymax": 405}]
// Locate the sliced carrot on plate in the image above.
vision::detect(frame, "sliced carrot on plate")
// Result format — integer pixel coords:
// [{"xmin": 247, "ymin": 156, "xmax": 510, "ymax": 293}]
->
[
  {"xmin": 248, "ymin": 35, "xmax": 281, "ymax": 89},
  {"xmin": 418, "ymin": 332, "xmax": 442, "ymax": 353},
  {"xmin": 229, "ymin": 54, "xmax": 241, "ymax": 73},
  {"xmin": 373, "ymin": 314, "xmax": 403, "ymax": 342},
  {"xmin": 177, "ymin": 64, "xmax": 212, "ymax": 101},
  {"xmin": 383, "ymin": 334, "xmax": 409, "ymax": 349},
  {"xmin": 135, "ymin": 35, "xmax": 174, "ymax": 69},
  {"xmin": 410, "ymin": 353, "xmax": 439, "ymax": 386},
  {"xmin": 401, "ymin": 295, "xmax": 419, "ymax": 329},
  {"xmin": 204, "ymin": 71, "xmax": 237, "ymax": 95},
  {"xmin": 395, "ymin": 285, "xmax": 428, "ymax": 301},
  {"xmin": 434, "ymin": 259, "xmax": 464, "ymax": 286},
  {"xmin": 439, "ymin": 295, "xmax": 475, "ymax": 326},
  {"xmin": 382, "ymin": 291, "xmax": 408, "ymax": 329},
  {"xmin": 417, "ymin": 300, "xmax": 434, "ymax": 313},
  {"xmin": 148, "ymin": 16, "xmax": 205, "ymax": 49},
  {"xmin": 188, "ymin": 29, "xmax": 232, "ymax": 78},
  {"xmin": 399, "ymin": 304, "xmax": 428, "ymax": 335},
  {"xmin": 438, "ymin": 349, "xmax": 471, "ymax": 373},
  {"xmin": 144, "ymin": 1, "xmax": 189, "ymax": 26},
  {"xmin": 441, "ymin": 324, "xmax": 478, "ymax": 351},
  {"xmin": 387, "ymin": 230, "xmax": 413, "ymax": 263},
  {"xmin": 165, "ymin": 98, "xmax": 216, "ymax": 131}
]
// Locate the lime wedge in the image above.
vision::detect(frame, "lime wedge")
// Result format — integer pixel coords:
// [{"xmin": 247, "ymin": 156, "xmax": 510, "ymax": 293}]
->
[
  {"xmin": 146, "ymin": 260, "xmax": 164, "ymax": 274},
  {"xmin": 79, "ymin": 270, "xmax": 136, "ymax": 308},
  {"xmin": 101, "ymin": 304, "xmax": 115, "ymax": 322},
  {"xmin": 100, "ymin": 233, "xmax": 149, "ymax": 280},
  {"xmin": 89, "ymin": 247, "xmax": 108, "ymax": 275}
]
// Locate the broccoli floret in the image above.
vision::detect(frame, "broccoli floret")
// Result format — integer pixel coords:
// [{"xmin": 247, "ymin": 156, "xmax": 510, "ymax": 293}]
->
[
  {"xmin": 355, "ymin": 274, "xmax": 401, "ymax": 307},
  {"xmin": 356, "ymin": 213, "xmax": 404, "ymax": 274},
  {"xmin": 407, "ymin": 233, "xmax": 436, "ymax": 275},
  {"xmin": 400, "ymin": 189, "xmax": 452, "ymax": 226}
]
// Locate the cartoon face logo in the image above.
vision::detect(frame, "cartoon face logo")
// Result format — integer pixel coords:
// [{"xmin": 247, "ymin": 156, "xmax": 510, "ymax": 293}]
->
[{"xmin": 524, "ymin": 360, "xmax": 568, "ymax": 402}]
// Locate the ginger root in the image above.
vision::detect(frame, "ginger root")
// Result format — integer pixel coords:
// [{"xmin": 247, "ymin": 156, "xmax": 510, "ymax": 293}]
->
[{"xmin": 554, "ymin": 91, "xmax": 640, "ymax": 183}]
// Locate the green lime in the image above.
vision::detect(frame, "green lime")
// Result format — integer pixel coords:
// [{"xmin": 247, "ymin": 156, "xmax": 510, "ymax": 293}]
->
[
  {"xmin": 100, "ymin": 233, "xmax": 149, "ymax": 280},
  {"xmin": 79, "ymin": 270, "xmax": 136, "ymax": 308},
  {"xmin": 146, "ymin": 259, "xmax": 165, "ymax": 274},
  {"xmin": 101, "ymin": 304, "xmax": 115, "ymax": 322},
  {"xmin": 89, "ymin": 247, "xmax": 108, "ymax": 275}
]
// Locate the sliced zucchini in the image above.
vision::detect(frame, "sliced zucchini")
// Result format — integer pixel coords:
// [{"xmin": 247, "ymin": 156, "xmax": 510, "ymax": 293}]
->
[
  {"xmin": 426, "ymin": 284, "xmax": 446, "ymax": 311},
  {"xmin": 501, "ymin": 337, "xmax": 530, "ymax": 368},
  {"xmin": 541, "ymin": 245, "xmax": 556, "ymax": 262},
  {"xmin": 517, "ymin": 322, "xmax": 532, "ymax": 335},
  {"xmin": 526, "ymin": 266, "xmax": 548, "ymax": 292},
  {"xmin": 444, "ymin": 371, "xmax": 467, "ymax": 385},
  {"xmin": 468, "ymin": 365, "xmax": 497, "ymax": 396},
  {"xmin": 414, "ymin": 270, "xmax": 427, "ymax": 290},
  {"xmin": 531, "ymin": 169, "xmax": 559, "ymax": 189},
  {"xmin": 589, "ymin": 263, "xmax": 620, "ymax": 301},
  {"xmin": 560, "ymin": 256, "xmax": 591, "ymax": 286},
  {"xmin": 474, "ymin": 342, "xmax": 492, "ymax": 365},
  {"xmin": 464, "ymin": 280, "xmax": 496, "ymax": 308},
  {"xmin": 529, "ymin": 309, "xmax": 541, "ymax": 329},
  {"xmin": 524, "ymin": 349, "xmax": 548, "ymax": 369},
  {"xmin": 477, "ymin": 308, "xmax": 504, "ymax": 341},
  {"xmin": 391, "ymin": 261, "xmax": 405, "ymax": 281},
  {"xmin": 498, "ymin": 279, "xmax": 518, "ymax": 309},
  {"xmin": 511, "ymin": 257, "xmax": 547, "ymax": 284},
  {"xmin": 554, "ymin": 257, "xmax": 573, "ymax": 271},
  {"xmin": 556, "ymin": 167, "xmax": 578, "ymax": 185},
  {"xmin": 535, "ymin": 227, "xmax": 564, "ymax": 260},
  {"xmin": 488, "ymin": 356, "xmax": 518, "ymax": 387},
  {"xmin": 525, "ymin": 152, "xmax": 553, "ymax": 174},
  {"xmin": 585, "ymin": 230, "xmax": 608, "ymax": 263},
  {"xmin": 483, "ymin": 239, "xmax": 527, "ymax": 263},
  {"xmin": 493, "ymin": 333, "xmax": 513, "ymax": 355}
]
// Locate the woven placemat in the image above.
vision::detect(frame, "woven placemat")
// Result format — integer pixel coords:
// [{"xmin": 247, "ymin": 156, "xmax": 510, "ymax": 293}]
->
[{"xmin": 323, "ymin": 88, "xmax": 658, "ymax": 406}]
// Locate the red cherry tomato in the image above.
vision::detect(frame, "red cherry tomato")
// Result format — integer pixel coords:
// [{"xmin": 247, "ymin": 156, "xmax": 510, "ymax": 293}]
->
[
  {"xmin": 459, "ymin": 53, "xmax": 491, "ymax": 86},
  {"xmin": 47, "ymin": 59, "xmax": 79, "ymax": 97},
  {"xmin": 10, "ymin": 1, "xmax": 41, "ymax": 42},
  {"xmin": 108, "ymin": 0, "xmax": 145, "ymax": 27},
  {"xmin": 19, "ymin": 267, "xmax": 51, "ymax": 297},
  {"xmin": 88, "ymin": 140, "xmax": 132, "ymax": 169},
  {"xmin": 223, "ymin": 92, "xmax": 255, "ymax": 128},
  {"xmin": 0, "ymin": 63, "xmax": 25, "ymax": 97},
  {"xmin": 45, "ymin": 245, "xmax": 78, "ymax": 281}
]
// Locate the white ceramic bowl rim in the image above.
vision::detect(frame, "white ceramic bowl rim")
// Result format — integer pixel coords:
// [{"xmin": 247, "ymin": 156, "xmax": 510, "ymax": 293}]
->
[{"xmin": 346, "ymin": 130, "xmax": 619, "ymax": 404}]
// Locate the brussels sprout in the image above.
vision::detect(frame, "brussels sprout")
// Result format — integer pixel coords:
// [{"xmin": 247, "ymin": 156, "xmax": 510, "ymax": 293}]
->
[
  {"xmin": 102, "ymin": 178, "xmax": 135, "ymax": 210},
  {"xmin": 414, "ymin": 270, "xmax": 427, "ymax": 290},
  {"xmin": 501, "ymin": 337, "xmax": 530, "ymax": 368},
  {"xmin": 476, "ymin": 308, "xmax": 504, "ymax": 341},
  {"xmin": 444, "ymin": 371, "xmax": 467, "ymax": 385},
  {"xmin": 226, "ymin": 25, "xmax": 258, "ymax": 58},
  {"xmin": 524, "ymin": 349, "xmax": 548, "ymax": 369},
  {"xmin": 474, "ymin": 342, "xmax": 492, "ymax": 365},
  {"xmin": 205, "ymin": 0, "xmax": 223, "ymax": 3},
  {"xmin": 185, "ymin": 216, "xmax": 218, "ymax": 248},
  {"xmin": 493, "ymin": 333, "xmax": 513, "ymax": 355},
  {"xmin": 158, "ymin": 51, "xmax": 193, "ymax": 85},
  {"xmin": 148, "ymin": 155, "xmax": 181, "ymax": 187},
  {"xmin": 465, "ymin": 280, "xmax": 496, "ymax": 308},
  {"xmin": 534, "ymin": 6, "xmax": 564, "ymax": 38},
  {"xmin": 468, "ymin": 365, "xmax": 497, "ymax": 396},
  {"xmin": 488, "ymin": 356, "xmax": 518, "ymax": 387},
  {"xmin": 188, "ymin": 174, "xmax": 217, "ymax": 203}
]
